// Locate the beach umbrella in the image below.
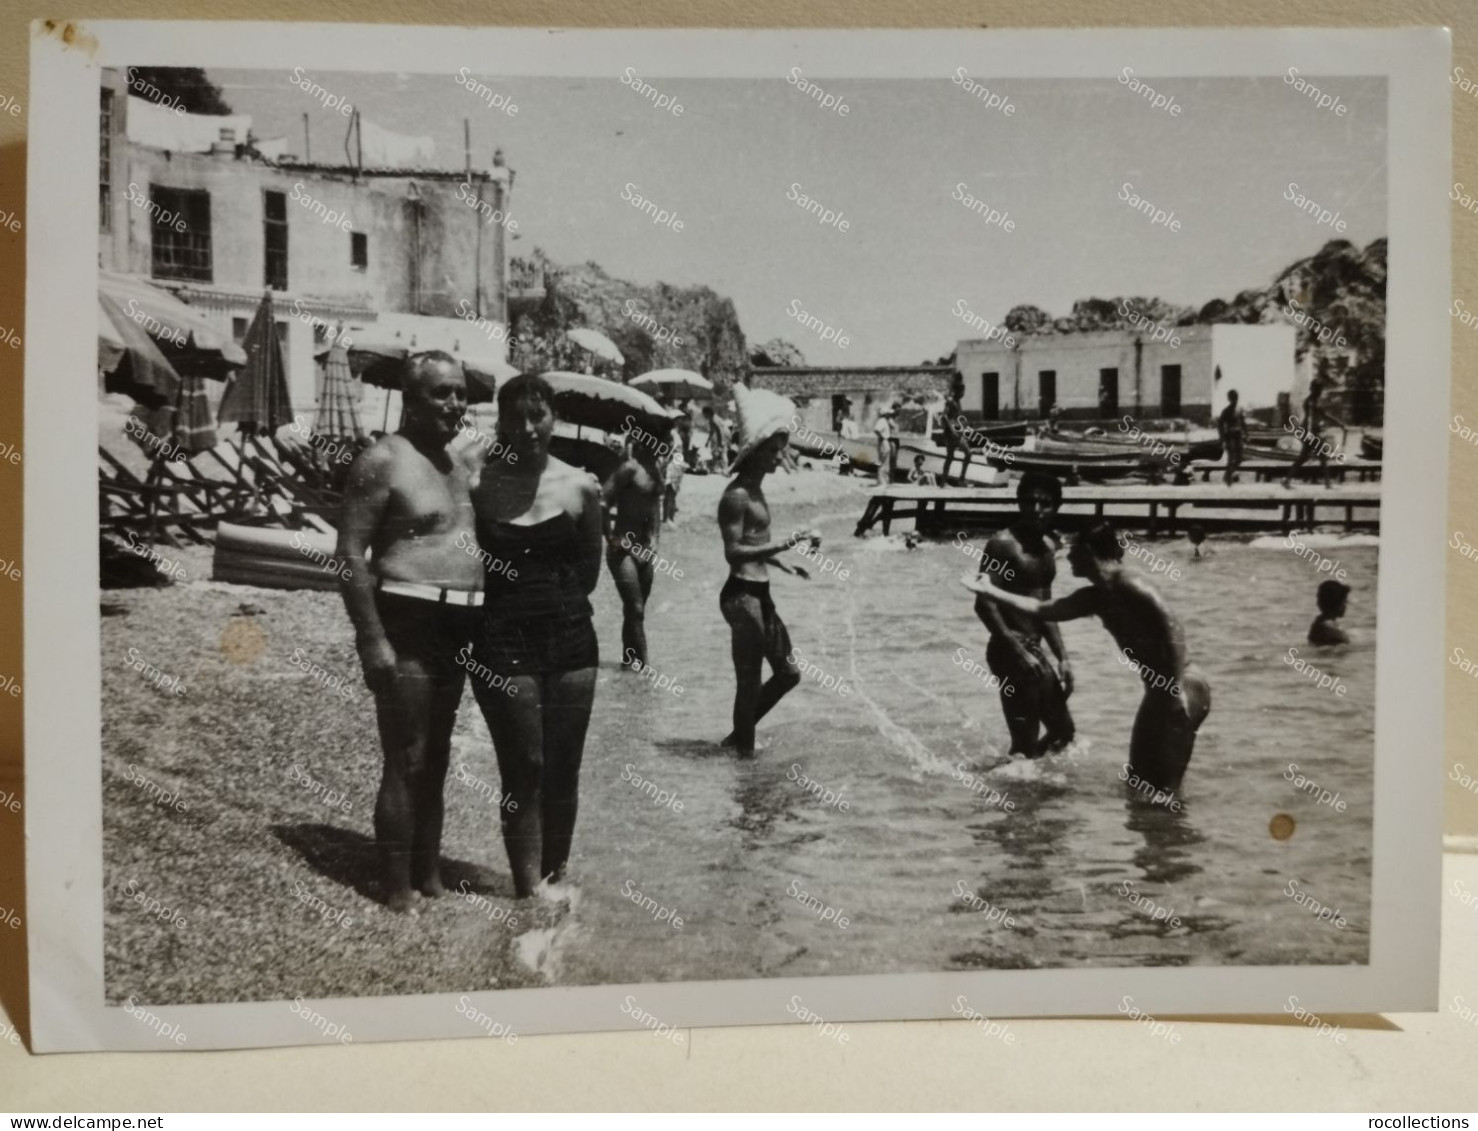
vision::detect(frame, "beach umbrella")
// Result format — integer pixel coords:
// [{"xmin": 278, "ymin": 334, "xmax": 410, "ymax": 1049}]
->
[
  {"xmin": 566, "ymin": 327, "xmax": 624, "ymax": 366},
  {"xmin": 313, "ymin": 339, "xmax": 367, "ymax": 443},
  {"xmin": 99, "ymin": 291, "xmax": 182, "ymax": 409},
  {"xmin": 541, "ymin": 370, "xmax": 679, "ymax": 434},
  {"xmin": 631, "ymin": 368, "xmax": 713, "ymax": 401},
  {"xmin": 220, "ymin": 292, "xmax": 293, "ymax": 437},
  {"xmin": 99, "ymin": 270, "xmax": 246, "ymax": 374},
  {"xmin": 169, "ymin": 370, "xmax": 218, "ymax": 455},
  {"xmin": 322, "ymin": 323, "xmax": 515, "ymax": 403}
]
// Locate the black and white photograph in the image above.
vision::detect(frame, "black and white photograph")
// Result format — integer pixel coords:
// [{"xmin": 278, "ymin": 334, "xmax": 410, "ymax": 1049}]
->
[{"xmin": 21, "ymin": 22, "xmax": 1449, "ymax": 1051}]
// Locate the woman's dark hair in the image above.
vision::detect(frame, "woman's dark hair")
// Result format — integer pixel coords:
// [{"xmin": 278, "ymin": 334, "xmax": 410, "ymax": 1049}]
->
[
  {"xmin": 1075, "ymin": 520, "xmax": 1125, "ymax": 562},
  {"xmin": 1015, "ymin": 469, "xmax": 1063, "ymax": 507},
  {"xmin": 497, "ymin": 373, "xmax": 556, "ymax": 421}
]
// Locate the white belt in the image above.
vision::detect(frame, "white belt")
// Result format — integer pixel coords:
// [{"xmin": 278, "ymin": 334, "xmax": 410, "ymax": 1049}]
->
[{"xmin": 377, "ymin": 579, "xmax": 485, "ymax": 607}]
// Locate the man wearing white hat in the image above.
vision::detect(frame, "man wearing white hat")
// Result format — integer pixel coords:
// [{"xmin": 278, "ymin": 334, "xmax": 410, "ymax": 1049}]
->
[
  {"xmin": 716, "ymin": 386, "xmax": 822, "ymax": 757},
  {"xmin": 873, "ymin": 404, "xmax": 900, "ymax": 486}
]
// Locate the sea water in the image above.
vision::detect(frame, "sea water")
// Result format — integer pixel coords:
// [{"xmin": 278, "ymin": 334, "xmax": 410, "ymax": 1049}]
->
[{"xmin": 470, "ymin": 515, "xmax": 1375, "ymax": 983}]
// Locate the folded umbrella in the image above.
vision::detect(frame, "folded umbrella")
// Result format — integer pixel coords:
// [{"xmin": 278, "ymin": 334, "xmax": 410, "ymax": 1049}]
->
[{"xmin": 219, "ymin": 292, "xmax": 293, "ymax": 437}]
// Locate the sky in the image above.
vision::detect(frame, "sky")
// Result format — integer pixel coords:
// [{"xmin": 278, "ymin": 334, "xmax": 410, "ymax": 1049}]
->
[{"xmin": 212, "ymin": 69, "xmax": 1387, "ymax": 366}]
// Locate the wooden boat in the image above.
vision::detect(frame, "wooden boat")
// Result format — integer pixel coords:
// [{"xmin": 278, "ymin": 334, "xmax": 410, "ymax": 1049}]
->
[
  {"xmin": 929, "ymin": 420, "xmax": 1031, "ymax": 448},
  {"xmin": 896, "ymin": 440, "xmax": 1007, "ymax": 487},
  {"xmin": 1034, "ymin": 427, "xmax": 1222, "ymax": 463},
  {"xmin": 787, "ymin": 430, "xmax": 879, "ymax": 471}
]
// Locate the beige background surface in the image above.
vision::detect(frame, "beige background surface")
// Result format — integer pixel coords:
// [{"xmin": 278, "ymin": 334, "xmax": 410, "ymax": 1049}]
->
[{"xmin": 0, "ymin": 0, "xmax": 1473, "ymax": 1110}]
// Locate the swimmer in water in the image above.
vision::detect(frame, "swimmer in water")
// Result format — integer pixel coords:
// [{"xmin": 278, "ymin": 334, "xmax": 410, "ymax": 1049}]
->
[
  {"xmin": 963, "ymin": 520, "xmax": 1211, "ymax": 794},
  {"xmin": 1187, "ymin": 523, "xmax": 1207, "ymax": 559},
  {"xmin": 1308, "ymin": 579, "xmax": 1351, "ymax": 646}
]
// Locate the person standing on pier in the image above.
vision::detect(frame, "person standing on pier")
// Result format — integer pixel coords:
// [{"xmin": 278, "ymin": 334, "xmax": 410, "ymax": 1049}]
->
[
  {"xmin": 962, "ymin": 520, "xmax": 1211, "ymax": 794},
  {"xmin": 940, "ymin": 376, "xmax": 974, "ymax": 487},
  {"xmin": 1283, "ymin": 373, "xmax": 1336, "ymax": 491},
  {"xmin": 717, "ymin": 386, "xmax": 819, "ymax": 757},
  {"xmin": 874, "ymin": 405, "xmax": 899, "ymax": 486},
  {"xmin": 967, "ymin": 471, "xmax": 1076, "ymax": 759},
  {"xmin": 1218, "ymin": 389, "xmax": 1247, "ymax": 486}
]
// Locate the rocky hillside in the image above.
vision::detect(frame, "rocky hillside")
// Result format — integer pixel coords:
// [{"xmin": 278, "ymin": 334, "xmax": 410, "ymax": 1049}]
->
[{"xmin": 508, "ymin": 253, "xmax": 748, "ymax": 395}]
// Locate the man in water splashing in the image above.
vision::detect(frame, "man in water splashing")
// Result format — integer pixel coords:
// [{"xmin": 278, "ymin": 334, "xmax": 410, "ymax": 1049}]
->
[
  {"xmin": 963, "ymin": 520, "xmax": 1211, "ymax": 793},
  {"xmin": 969, "ymin": 471, "xmax": 1075, "ymax": 759}
]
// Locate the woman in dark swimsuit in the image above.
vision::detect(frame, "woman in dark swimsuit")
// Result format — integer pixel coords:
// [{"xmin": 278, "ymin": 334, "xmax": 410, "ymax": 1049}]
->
[{"xmin": 469, "ymin": 374, "xmax": 603, "ymax": 898}]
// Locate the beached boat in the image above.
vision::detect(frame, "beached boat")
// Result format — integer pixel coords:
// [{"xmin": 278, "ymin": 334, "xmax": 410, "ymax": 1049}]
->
[
  {"xmin": 896, "ymin": 440, "xmax": 1007, "ymax": 487},
  {"xmin": 787, "ymin": 430, "xmax": 879, "ymax": 471},
  {"xmin": 1033, "ymin": 426, "xmax": 1222, "ymax": 463},
  {"xmin": 928, "ymin": 420, "xmax": 1031, "ymax": 448}
]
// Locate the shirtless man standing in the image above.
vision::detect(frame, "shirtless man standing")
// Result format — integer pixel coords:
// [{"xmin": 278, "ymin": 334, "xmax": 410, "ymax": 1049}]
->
[
  {"xmin": 603, "ymin": 420, "xmax": 669, "ymax": 668},
  {"xmin": 717, "ymin": 390, "xmax": 819, "ymax": 757},
  {"xmin": 337, "ymin": 351, "xmax": 483, "ymax": 912},
  {"xmin": 964, "ymin": 520, "xmax": 1211, "ymax": 794},
  {"xmin": 970, "ymin": 471, "xmax": 1075, "ymax": 758}
]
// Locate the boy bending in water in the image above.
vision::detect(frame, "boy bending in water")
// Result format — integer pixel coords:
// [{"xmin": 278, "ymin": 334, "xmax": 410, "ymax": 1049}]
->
[{"xmin": 963, "ymin": 521, "xmax": 1211, "ymax": 793}]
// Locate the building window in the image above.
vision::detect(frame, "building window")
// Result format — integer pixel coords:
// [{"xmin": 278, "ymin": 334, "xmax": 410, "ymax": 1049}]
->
[
  {"xmin": 150, "ymin": 187, "xmax": 212, "ymax": 282},
  {"xmin": 264, "ymin": 190, "xmax": 288, "ymax": 291},
  {"xmin": 1098, "ymin": 367, "xmax": 1119, "ymax": 416},
  {"xmin": 99, "ymin": 89, "xmax": 112, "ymax": 233},
  {"xmin": 1037, "ymin": 370, "xmax": 1056, "ymax": 418},
  {"xmin": 231, "ymin": 317, "xmax": 248, "ymax": 343},
  {"xmin": 351, "ymin": 231, "xmax": 368, "ymax": 270},
  {"xmin": 1161, "ymin": 364, "xmax": 1182, "ymax": 416}
]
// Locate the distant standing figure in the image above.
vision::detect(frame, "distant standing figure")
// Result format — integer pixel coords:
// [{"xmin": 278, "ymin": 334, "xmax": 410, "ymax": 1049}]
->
[
  {"xmin": 874, "ymin": 406, "xmax": 899, "ymax": 486},
  {"xmin": 677, "ymin": 398, "xmax": 697, "ymax": 468},
  {"xmin": 1284, "ymin": 374, "xmax": 1334, "ymax": 490},
  {"xmin": 704, "ymin": 407, "xmax": 731, "ymax": 473},
  {"xmin": 662, "ymin": 439, "xmax": 684, "ymax": 522},
  {"xmin": 603, "ymin": 418, "xmax": 668, "ymax": 669},
  {"xmin": 941, "ymin": 376, "xmax": 975, "ymax": 486},
  {"xmin": 1218, "ymin": 389, "xmax": 1247, "ymax": 486},
  {"xmin": 1309, "ymin": 580, "xmax": 1351, "ymax": 646}
]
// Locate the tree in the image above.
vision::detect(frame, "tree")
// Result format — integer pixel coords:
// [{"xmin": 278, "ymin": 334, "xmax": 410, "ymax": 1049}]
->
[
  {"xmin": 125, "ymin": 67, "xmax": 233, "ymax": 115},
  {"xmin": 1003, "ymin": 304, "xmax": 1052, "ymax": 337}
]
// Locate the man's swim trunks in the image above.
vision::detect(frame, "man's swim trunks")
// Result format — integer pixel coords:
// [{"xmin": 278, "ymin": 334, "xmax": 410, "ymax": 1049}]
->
[
  {"xmin": 374, "ymin": 588, "xmax": 480, "ymax": 683},
  {"xmin": 719, "ymin": 576, "xmax": 794, "ymax": 669}
]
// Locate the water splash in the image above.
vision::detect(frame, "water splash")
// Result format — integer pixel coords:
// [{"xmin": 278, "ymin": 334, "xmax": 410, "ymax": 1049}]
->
[{"xmin": 840, "ymin": 560, "xmax": 954, "ymax": 778}]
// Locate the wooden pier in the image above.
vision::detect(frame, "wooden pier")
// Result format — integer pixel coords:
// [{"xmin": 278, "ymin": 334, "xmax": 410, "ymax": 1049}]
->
[{"xmin": 853, "ymin": 483, "xmax": 1381, "ymax": 538}]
